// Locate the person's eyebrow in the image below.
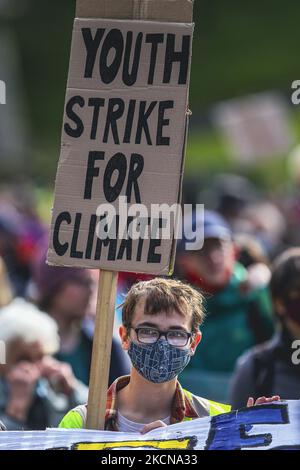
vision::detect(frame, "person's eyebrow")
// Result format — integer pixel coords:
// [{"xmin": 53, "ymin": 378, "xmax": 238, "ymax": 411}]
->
[
  {"xmin": 136, "ymin": 322, "xmax": 159, "ymax": 328},
  {"xmin": 167, "ymin": 326, "xmax": 189, "ymax": 332},
  {"xmin": 136, "ymin": 321, "xmax": 188, "ymax": 331}
]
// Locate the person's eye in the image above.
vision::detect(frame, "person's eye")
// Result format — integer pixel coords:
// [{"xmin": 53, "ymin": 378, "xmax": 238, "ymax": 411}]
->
[
  {"xmin": 140, "ymin": 328, "xmax": 157, "ymax": 335},
  {"xmin": 169, "ymin": 331, "xmax": 187, "ymax": 338}
]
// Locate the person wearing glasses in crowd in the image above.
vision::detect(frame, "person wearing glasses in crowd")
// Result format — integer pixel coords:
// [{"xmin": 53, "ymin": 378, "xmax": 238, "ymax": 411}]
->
[{"xmin": 59, "ymin": 278, "xmax": 280, "ymax": 433}]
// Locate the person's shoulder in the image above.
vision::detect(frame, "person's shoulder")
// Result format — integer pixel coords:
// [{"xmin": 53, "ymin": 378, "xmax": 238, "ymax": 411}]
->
[
  {"xmin": 183, "ymin": 388, "xmax": 231, "ymax": 417},
  {"xmin": 236, "ymin": 336, "xmax": 277, "ymax": 370},
  {"xmin": 58, "ymin": 404, "xmax": 87, "ymax": 429}
]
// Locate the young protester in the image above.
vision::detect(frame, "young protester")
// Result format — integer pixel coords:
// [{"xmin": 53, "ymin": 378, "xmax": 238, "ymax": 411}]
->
[{"xmin": 59, "ymin": 278, "xmax": 279, "ymax": 433}]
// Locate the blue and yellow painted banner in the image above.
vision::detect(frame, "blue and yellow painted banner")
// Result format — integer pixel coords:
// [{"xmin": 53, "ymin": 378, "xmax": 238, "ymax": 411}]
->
[{"xmin": 0, "ymin": 401, "xmax": 299, "ymax": 450}]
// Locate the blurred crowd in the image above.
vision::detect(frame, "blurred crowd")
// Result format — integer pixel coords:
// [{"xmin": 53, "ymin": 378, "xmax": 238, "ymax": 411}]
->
[
  {"xmin": 0, "ymin": 183, "xmax": 131, "ymax": 430},
  {"xmin": 0, "ymin": 158, "xmax": 300, "ymax": 429}
]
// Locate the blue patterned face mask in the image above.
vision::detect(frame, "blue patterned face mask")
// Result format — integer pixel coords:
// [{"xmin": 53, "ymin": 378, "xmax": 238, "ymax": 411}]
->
[{"xmin": 128, "ymin": 338, "xmax": 191, "ymax": 383}]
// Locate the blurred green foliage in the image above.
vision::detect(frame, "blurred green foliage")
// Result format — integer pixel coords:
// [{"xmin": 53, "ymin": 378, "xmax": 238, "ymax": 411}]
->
[{"xmin": 4, "ymin": 0, "xmax": 300, "ymax": 187}]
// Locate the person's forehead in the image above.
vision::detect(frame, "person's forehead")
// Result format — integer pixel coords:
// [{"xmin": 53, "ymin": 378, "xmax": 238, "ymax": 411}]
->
[
  {"xmin": 132, "ymin": 297, "xmax": 191, "ymax": 329},
  {"xmin": 187, "ymin": 237, "xmax": 228, "ymax": 254},
  {"xmin": 204, "ymin": 237, "xmax": 228, "ymax": 246},
  {"xmin": 9, "ymin": 339, "xmax": 45, "ymax": 361},
  {"xmin": 19, "ymin": 339, "xmax": 44, "ymax": 353}
]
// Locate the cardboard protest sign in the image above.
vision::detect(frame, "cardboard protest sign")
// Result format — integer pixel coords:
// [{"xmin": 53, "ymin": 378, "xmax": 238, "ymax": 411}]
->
[
  {"xmin": 75, "ymin": 0, "xmax": 193, "ymax": 23},
  {"xmin": 47, "ymin": 16, "xmax": 193, "ymax": 275},
  {"xmin": 1, "ymin": 401, "xmax": 300, "ymax": 450},
  {"xmin": 213, "ymin": 92, "xmax": 293, "ymax": 164}
]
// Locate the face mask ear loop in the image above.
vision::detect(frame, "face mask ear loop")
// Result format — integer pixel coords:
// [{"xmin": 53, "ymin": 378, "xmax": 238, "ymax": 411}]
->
[{"xmin": 188, "ymin": 332, "xmax": 196, "ymax": 356}]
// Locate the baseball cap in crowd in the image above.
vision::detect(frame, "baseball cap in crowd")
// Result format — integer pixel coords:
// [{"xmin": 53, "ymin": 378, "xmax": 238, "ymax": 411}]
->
[{"xmin": 178, "ymin": 210, "xmax": 232, "ymax": 252}]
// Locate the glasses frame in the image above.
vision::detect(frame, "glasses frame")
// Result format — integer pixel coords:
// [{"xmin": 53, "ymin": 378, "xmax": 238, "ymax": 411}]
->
[{"xmin": 129, "ymin": 326, "xmax": 193, "ymax": 347}]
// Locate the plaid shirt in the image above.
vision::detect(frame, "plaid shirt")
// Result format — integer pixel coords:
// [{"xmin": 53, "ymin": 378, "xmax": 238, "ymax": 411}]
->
[{"xmin": 104, "ymin": 375, "xmax": 199, "ymax": 431}]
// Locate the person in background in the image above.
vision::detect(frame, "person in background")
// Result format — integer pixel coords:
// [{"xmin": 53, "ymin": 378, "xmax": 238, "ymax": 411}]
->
[
  {"xmin": 234, "ymin": 233, "xmax": 271, "ymax": 291},
  {"xmin": 0, "ymin": 298, "xmax": 88, "ymax": 430},
  {"xmin": 0, "ymin": 202, "xmax": 30, "ymax": 297},
  {"xmin": 282, "ymin": 144, "xmax": 300, "ymax": 247},
  {"xmin": 240, "ymin": 201, "xmax": 287, "ymax": 259},
  {"xmin": 33, "ymin": 255, "xmax": 130, "ymax": 386},
  {"xmin": 175, "ymin": 210, "xmax": 274, "ymax": 401},
  {"xmin": 230, "ymin": 248, "xmax": 300, "ymax": 409},
  {"xmin": 198, "ymin": 173, "xmax": 257, "ymax": 232},
  {"xmin": 0, "ymin": 184, "xmax": 47, "ymax": 297}
]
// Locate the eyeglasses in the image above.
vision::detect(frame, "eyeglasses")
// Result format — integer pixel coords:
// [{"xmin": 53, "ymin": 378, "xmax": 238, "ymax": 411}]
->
[{"xmin": 129, "ymin": 327, "xmax": 192, "ymax": 347}]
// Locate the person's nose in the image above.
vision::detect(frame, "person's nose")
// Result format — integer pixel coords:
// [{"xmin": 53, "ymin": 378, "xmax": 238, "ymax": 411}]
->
[
  {"xmin": 158, "ymin": 335, "xmax": 168, "ymax": 345},
  {"xmin": 158, "ymin": 332, "xmax": 172, "ymax": 345},
  {"xmin": 208, "ymin": 247, "xmax": 224, "ymax": 264}
]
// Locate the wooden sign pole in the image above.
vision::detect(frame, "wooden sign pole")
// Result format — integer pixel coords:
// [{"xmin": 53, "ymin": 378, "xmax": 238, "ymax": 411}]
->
[
  {"xmin": 85, "ymin": 0, "xmax": 152, "ymax": 432},
  {"xmin": 86, "ymin": 270, "xmax": 118, "ymax": 429}
]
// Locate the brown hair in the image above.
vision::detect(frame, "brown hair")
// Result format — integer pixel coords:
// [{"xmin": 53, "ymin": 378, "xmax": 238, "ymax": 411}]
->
[
  {"xmin": 121, "ymin": 277, "xmax": 205, "ymax": 333},
  {"xmin": 270, "ymin": 247, "xmax": 300, "ymax": 300}
]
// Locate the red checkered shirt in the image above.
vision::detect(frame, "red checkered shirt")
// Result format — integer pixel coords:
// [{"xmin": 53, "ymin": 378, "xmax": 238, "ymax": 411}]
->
[{"xmin": 104, "ymin": 375, "xmax": 199, "ymax": 431}]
